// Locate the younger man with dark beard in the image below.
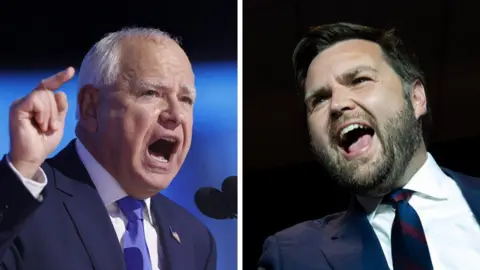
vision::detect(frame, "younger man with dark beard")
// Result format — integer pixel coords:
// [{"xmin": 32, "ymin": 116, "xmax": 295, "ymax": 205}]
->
[{"xmin": 258, "ymin": 23, "xmax": 480, "ymax": 270}]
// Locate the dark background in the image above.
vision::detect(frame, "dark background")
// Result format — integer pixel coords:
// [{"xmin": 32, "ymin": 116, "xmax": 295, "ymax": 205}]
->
[
  {"xmin": 0, "ymin": 0, "xmax": 237, "ymax": 70},
  {"xmin": 244, "ymin": 0, "xmax": 480, "ymax": 269}
]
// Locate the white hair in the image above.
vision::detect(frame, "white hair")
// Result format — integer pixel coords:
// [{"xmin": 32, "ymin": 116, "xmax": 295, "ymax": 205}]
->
[{"xmin": 75, "ymin": 27, "xmax": 177, "ymax": 119}]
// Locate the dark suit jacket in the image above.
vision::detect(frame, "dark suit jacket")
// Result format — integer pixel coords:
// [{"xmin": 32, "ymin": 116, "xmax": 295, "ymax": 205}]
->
[
  {"xmin": 258, "ymin": 168, "xmax": 480, "ymax": 270},
  {"xmin": 0, "ymin": 140, "xmax": 216, "ymax": 270}
]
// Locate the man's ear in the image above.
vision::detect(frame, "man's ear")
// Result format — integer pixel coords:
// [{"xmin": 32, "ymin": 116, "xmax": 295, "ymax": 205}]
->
[
  {"xmin": 77, "ymin": 85, "xmax": 100, "ymax": 132},
  {"xmin": 410, "ymin": 80, "xmax": 427, "ymax": 119}
]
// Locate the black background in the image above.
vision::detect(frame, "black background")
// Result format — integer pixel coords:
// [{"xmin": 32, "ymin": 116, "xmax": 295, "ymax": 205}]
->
[
  {"xmin": 0, "ymin": 0, "xmax": 237, "ymax": 70},
  {"xmin": 244, "ymin": 0, "xmax": 480, "ymax": 269}
]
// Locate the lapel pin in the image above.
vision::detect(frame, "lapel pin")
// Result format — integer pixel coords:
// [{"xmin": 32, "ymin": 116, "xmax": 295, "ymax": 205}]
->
[{"xmin": 170, "ymin": 226, "xmax": 181, "ymax": 244}]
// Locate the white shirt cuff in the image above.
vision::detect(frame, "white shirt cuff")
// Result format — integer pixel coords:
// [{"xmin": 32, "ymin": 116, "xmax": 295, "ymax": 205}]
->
[{"xmin": 6, "ymin": 155, "xmax": 47, "ymax": 201}]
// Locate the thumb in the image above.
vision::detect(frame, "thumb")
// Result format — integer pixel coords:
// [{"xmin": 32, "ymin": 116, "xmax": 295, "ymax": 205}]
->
[{"xmin": 55, "ymin": 91, "xmax": 69, "ymax": 122}]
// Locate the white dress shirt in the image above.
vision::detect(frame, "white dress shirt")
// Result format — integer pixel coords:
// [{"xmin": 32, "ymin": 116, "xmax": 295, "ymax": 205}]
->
[
  {"xmin": 7, "ymin": 140, "xmax": 161, "ymax": 270},
  {"xmin": 357, "ymin": 153, "xmax": 480, "ymax": 269}
]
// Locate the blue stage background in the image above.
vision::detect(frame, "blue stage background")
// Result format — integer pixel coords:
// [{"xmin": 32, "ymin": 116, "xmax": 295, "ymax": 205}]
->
[{"xmin": 0, "ymin": 62, "xmax": 237, "ymax": 270}]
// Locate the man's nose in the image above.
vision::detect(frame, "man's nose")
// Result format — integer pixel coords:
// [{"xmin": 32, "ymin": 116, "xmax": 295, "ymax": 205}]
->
[
  {"xmin": 329, "ymin": 87, "xmax": 356, "ymax": 118},
  {"xmin": 159, "ymin": 97, "xmax": 184, "ymax": 130}
]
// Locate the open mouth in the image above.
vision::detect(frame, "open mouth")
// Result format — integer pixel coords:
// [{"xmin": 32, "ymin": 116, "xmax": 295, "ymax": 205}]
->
[
  {"xmin": 337, "ymin": 123, "xmax": 375, "ymax": 155},
  {"xmin": 148, "ymin": 137, "xmax": 179, "ymax": 163}
]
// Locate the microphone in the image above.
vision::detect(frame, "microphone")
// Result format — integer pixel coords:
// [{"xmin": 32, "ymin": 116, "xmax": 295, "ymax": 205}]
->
[{"xmin": 194, "ymin": 176, "xmax": 237, "ymax": 220}]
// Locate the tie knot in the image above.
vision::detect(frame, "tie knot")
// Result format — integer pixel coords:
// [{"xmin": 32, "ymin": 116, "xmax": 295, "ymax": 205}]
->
[
  {"xmin": 385, "ymin": 189, "xmax": 413, "ymax": 205},
  {"xmin": 117, "ymin": 196, "xmax": 144, "ymax": 221}
]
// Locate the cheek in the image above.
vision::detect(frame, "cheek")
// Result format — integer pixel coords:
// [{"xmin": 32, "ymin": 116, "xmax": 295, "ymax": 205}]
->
[
  {"xmin": 308, "ymin": 114, "xmax": 329, "ymax": 142},
  {"xmin": 182, "ymin": 115, "xmax": 193, "ymax": 142},
  {"xmin": 123, "ymin": 106, "xmax": 156, "ymax": 143},
  {"xmin": 361, "ymin": 88, "xmax": 403, "ymax": 119}
]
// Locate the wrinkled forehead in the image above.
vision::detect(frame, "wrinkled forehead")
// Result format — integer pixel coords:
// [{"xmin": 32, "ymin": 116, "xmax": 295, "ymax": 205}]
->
[
  {"xmin": 118, "ymin": 37, "xmax": 195, "ymax": 85},
  {"xmin": 305, "ymin": 39, "xmax": 386, "ymax": 85}
]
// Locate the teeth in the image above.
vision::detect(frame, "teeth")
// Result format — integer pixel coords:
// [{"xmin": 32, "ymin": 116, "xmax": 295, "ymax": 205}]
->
[
  {"xmin": 340, "ymin": 124, "xmax": 367, "ymax": 138},
  {"xmin": 162, "ymin": 137, "xmax": 176, "ymax": 143},
  {"xmin": 150, "ymin": 154, "xmax": 168, "ymax": 163}
]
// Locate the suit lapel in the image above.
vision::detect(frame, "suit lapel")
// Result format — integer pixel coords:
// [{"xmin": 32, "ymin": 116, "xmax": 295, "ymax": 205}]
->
[
  {"xmin": 443, "ymin": 168, "xmax": 480, "ymax": 224},
  {"xmin": 150, "ymin": 194, "xmax": 191, "ymax": 270},
  {"xmin": 47, "ymin": 140, "xmax": 126, "ymax": 270},
  {"xmin": 321, "ymin": 199, "xmax": 389, "ymax": 270},
  {"xmin": 321, "ymin": 167, "xmax": 480, "ymax": 270}
]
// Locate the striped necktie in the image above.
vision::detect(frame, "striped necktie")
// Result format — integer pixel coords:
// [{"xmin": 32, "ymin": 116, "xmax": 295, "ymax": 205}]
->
[{"xmin": 387, "ymin": 189, "xmax": 433, "ymax": 270}]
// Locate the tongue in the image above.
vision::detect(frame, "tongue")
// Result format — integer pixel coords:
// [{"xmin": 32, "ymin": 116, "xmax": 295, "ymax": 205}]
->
[{"xmin": 347, "ymin": 134, "xmax": 372, "ymax": 154}]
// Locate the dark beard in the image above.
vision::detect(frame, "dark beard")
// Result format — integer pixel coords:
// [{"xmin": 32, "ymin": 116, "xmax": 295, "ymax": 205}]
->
[{"xmin": 311, "ymin": 100, "xmax": 423, "ymax": 196}]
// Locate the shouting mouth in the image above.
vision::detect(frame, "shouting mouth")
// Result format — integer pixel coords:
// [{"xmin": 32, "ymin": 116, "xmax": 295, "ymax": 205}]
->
[
  {"xmin": 336, "ymin": 122, "xmax": 375, "ymax": 158},
  {"xmin": 147, "ymin": 136, "xmax": 180, "ymax": 166}
]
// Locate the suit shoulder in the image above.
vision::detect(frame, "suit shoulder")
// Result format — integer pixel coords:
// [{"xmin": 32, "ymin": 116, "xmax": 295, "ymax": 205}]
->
[
  {"xmin": 259, "ymin": 212, "xmax": 345, "ymax": 268},
  {"xmin": 152, "ymin": 193, "xmax": 209, "ymax": 230},
  {"xmin": 442, "ymin": 167, "xmax": 477, "ymax": 178},
  {"xmin": 441, "ymin": 167, "xmax": 480, "ymax": 185},
  {"xmin": 272, "ymin": 211, "xmax": 346, "ymax": 242}
]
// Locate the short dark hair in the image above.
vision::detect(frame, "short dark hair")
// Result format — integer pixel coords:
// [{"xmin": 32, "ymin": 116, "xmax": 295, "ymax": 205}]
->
[
  {"xmin": 293, "ymin": 22, "xmax": 425, "ymax": 95},
  {"xmin": 293, "ymin": 22, "xmax": 431, "ymax": 143}
]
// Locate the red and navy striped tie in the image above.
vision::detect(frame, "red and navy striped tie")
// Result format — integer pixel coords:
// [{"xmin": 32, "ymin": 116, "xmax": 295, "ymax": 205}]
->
[{"xmin": 387, "ymin": 189, "xmax": 433, "ymax": 270}]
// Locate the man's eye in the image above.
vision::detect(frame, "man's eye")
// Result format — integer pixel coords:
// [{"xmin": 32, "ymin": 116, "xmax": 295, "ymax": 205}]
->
[
  {"xmin": 311, "ymin": 96, "xmax": 326, "ymax": 106},
  {"xmin": 352, "ymin": 77, "xmax": 370, "ymax": 85},
  {"xmin": 180, "ymin": 96, "xmax": 194, "ymax": 105},
  {"xmin": 307, "ymin": 95, "xmax": 327, "ymax": 109},
  {"xmin": 143, "ymin": 90, "xmax": 158, "ymax": 96}
]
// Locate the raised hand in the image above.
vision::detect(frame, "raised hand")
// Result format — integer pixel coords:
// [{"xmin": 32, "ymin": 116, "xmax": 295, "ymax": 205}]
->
[{"xmin": 8, "ymin": 67, "xmax": 75, "ymax": 180}]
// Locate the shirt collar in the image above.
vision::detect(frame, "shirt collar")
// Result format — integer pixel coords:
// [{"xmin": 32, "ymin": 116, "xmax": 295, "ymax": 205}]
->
[
  {"xmin": 357, "ymin": 153, "xmax": 449, "ymax": 218},
  {"xmin": 403, "ymin": 153, "xmax": 449, "ymax": 199},
  {"xmin": 75, "ymin": 139, "xmax": 154, "ymax": 222}
]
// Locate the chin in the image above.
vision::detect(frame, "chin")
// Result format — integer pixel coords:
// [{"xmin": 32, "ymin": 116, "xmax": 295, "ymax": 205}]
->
[
  {"xmin": 143, "ymin": 173, "xmax": 175, "ymax": 191},
  {"xmin": 120, "ymin": 171, "xmax": 172, "ymax": 198}
]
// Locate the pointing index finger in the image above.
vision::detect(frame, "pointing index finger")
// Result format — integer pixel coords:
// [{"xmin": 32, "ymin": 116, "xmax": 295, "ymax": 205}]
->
[{"xmin": 35, "ymin": 67, "xmax": 75, "ymax": 91}]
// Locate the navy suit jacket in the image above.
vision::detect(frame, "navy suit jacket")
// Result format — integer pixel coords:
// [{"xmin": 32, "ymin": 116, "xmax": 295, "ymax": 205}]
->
[
  {"xmin": 258, "ymin": 168, "xmax": 480, "ymax": 270},
  {"xmin": 0, "ymin": 140, "xmax": 216, "ymax": 270}
]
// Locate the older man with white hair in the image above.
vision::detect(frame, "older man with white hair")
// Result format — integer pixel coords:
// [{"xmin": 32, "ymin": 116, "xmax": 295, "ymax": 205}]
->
[{"xmin": 0, "ymin": 27, "xmax": 216, "ymax": 270}]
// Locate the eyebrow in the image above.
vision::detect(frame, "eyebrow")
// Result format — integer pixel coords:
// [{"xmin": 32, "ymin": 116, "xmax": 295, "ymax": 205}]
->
[
  {"xmin": 136, "ymin": 79, "xmax": 197, "ymax": 97},
  {"xmin": 304, "ymin": 65, "xmax": 378, "ymax": 101},
  {"xmin": 339, "ymin": 65, "xmax": 378, "ymax": 81}
]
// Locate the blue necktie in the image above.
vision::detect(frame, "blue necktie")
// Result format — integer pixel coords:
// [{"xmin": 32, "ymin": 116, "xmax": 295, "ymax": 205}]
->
[
  {"xmin": 386, "ymin": 189, "xmax": 433, "ymax": 270},
  {"xmin": 117, "ymin": 196, "xmax": 152, "ymax": 270}
]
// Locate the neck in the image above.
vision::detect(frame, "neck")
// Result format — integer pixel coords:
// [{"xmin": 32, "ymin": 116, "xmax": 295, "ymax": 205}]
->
[
  {"xmin": 75, "ymin": 125, "xmax": 98, "ymax": 161},
  {"xmin": 394, "ymin": 145, "xmax": 428, "ymax": 190}
]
